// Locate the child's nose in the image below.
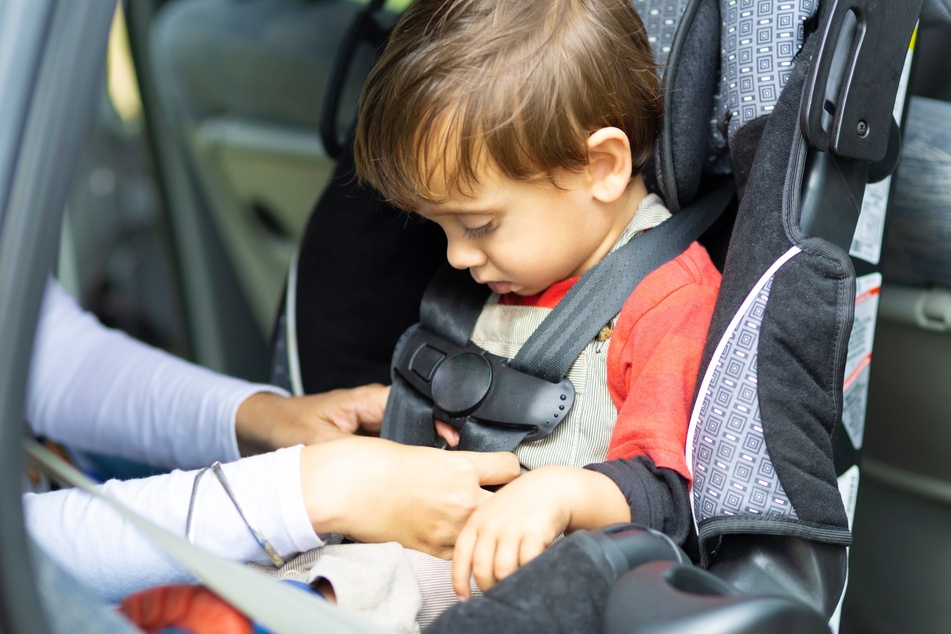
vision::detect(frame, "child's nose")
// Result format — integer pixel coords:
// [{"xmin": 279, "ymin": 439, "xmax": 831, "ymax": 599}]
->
[{"xmin": 446, "ymin": 240, "xmax": 487, "ymax": 270}]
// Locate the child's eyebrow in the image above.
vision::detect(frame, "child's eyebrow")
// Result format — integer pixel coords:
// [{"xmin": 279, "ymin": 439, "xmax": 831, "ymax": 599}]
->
[{"xmin": 420, "ymin": 206, "xmax": 497, "ymax": 218}]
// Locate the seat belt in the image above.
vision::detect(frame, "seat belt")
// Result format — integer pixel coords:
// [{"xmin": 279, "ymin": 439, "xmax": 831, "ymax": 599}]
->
[
  {"xmin": 23, "ymin": 440, "xmax": 385, "ymax": 634},
  {"xmin": 381, "ymin": 180, "xmax": 735, "ymax": 454}
]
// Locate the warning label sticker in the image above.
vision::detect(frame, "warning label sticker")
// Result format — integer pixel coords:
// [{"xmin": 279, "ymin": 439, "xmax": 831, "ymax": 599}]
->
[
  {"xmin": 849, "ymin": 39, "xmax": 913, "ymax": 266},
  {"xmin": 841, "ymin": 273, "xmax": 882, "ymax": 449},
  {"xmin": 850, "ymin": 177, "xmax": 892, "ymax": 265}
]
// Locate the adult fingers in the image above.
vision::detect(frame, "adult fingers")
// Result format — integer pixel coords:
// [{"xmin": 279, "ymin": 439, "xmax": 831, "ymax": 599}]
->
[
  {"xmin": 414, "ymin": 542, "xmax": 454, "ymax": 561},
  {"xmin": 349, "ymin": 384, "xmax": 389, "ymax": 433},
  {"xmin": 462, "ymin": 451, "xmax": 521, "ymax": 487}
]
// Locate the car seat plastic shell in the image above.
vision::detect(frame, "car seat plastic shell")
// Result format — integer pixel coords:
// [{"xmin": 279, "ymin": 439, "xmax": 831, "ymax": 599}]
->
[
  {"xmin": 604, "ymin": 557, "xmax": 831, "ymax": 634},
  {"xmin": 801, "ymin": 0, "xmax": 922, "ymax": 163}
]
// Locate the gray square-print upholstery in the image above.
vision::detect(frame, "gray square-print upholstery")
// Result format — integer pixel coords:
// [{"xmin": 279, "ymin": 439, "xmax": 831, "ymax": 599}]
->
[
  {"xmin": 709, "ymin": 0, "xmax": 819, "ymax": 170},
  {"xmin": 691, "ymin": 273, "xmax": 798, "ymax": 524},
  {"xmin": 632, "ymin": 0, "xmax": 691, "ymax": 68}
]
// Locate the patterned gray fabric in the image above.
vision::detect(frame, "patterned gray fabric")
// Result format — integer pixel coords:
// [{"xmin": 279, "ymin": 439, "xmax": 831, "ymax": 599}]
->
[
  {"xmin": 634, "ymin": 0, "xmax": 819, "ymax": 173},
  {"xmin": 631, "ymin": 0, "xmax": 691, "ymax": 69},
  {"xmin": 708, "ymin": 0, "xmax": 818, "ymax": 169},
  {"xmin": 691, "ymin": 273, "xmax": 798, "ymax": 523},
  {"xmin": 633, "ymin": 1, "xmax": 822, "ymax": 523}
]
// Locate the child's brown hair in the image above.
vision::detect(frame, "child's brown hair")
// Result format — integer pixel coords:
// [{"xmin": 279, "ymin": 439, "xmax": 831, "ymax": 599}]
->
[{"xmin": 353, "ymin": 0, "xmax": 663, "ymax": 210}]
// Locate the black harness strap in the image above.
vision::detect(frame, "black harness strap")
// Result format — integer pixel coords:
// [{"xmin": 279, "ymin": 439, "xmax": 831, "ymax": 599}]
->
[
  {"xmin": 419, "ymin": 266, "xmax": 491, "ymax": 348},
  {"xmin": 381, "ymin": 181, "xmax": 735, "ymax": 453},
  {"xmin": 512, "ymin": 182, "xmax": 735, "ymax": 383},
  {"xmin": 381, "ymin": 267, "xmax": 489, "ymax": 446}
]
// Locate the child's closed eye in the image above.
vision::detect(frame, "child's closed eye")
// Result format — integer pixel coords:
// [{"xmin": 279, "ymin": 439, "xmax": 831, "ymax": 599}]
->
[{"xmin": 462, "ymin": 222, "xmax": 495, "ymax": 239}]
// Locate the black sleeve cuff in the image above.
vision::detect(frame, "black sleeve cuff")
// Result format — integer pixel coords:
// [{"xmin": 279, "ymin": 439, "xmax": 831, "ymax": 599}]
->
[{"xmin": 584, "ymin": 456, "xmax": 691, "ymax": 546}]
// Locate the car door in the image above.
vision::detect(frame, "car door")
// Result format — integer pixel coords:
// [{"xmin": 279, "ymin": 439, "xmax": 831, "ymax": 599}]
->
[{"xmin": 0, "ymin": 1, "xmax": 117, "ymax": 631}]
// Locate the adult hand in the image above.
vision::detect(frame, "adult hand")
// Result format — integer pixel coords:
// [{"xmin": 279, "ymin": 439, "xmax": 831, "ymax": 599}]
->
[
  {"xmin": 235, "ymin": 384, "xmax": 389, "ymax": 455},
  {"xmin": 299, "ymin": 436, "xmax": 521, "ymax": 558}
]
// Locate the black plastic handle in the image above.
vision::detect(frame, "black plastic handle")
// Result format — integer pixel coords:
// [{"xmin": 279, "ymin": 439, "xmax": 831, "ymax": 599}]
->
[
  {"xmin": 319, "ymin": 0, "xmax": 389, "ymax": 159},
  {"xmin": 801, "ymin": 0, "xmax": 922, "ymax": 162},
  {"xmin": 604, "ymin": 561, "xmax": 830, "ymax": 634}
]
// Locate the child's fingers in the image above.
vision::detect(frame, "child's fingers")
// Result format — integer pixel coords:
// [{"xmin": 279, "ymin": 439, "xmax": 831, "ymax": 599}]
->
[
  {"xmin": 470, "ymin": 531, "xmax": 500, "ymax": 593},
  {"xmin": 518, "ymin": 535, "xmax": 548, "ymax": 569},
  {"xmin": 492, "ymin": 537, "xmax": 521, "ymax": 585},
  {"xmin": 452, "ymin": 528, "xmax": 477, "ymax": 599}
]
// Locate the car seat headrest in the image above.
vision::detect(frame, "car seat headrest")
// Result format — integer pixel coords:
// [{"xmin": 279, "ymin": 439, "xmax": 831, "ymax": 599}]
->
[
  {"xmin": 642, "ymin": 0, "xmax": 720, "ymax": 212},
  {"xmin": 640, "ymin": 0, "xmax": 820, "ymax": 211}
]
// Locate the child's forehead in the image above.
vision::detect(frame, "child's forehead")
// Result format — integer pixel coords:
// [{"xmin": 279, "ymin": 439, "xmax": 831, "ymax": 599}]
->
[
  {"xmin": 411, "ymin": 176, "xmax": 489, "ymax": 214},
  {"xmin": 416, "ymin": 134, "xmax": 492, "ymax": 201}
]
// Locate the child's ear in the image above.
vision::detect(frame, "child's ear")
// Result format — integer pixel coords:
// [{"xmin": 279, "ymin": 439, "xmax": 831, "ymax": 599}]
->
[{"xmin": 586, "ymin": 127, "xmax": 633, "ymax": 203}]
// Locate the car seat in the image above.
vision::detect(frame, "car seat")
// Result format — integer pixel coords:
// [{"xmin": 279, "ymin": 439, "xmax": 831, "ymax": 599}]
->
[
  {"xmin": 270, "ymin": 0, "xmax": 921, "ymax": 631},
  {"xmin": 598, "ymin": 0, "xmax": 920, "ymax": 630}
]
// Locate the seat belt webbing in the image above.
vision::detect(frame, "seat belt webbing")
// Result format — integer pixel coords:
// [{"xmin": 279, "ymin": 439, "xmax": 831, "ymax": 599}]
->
[
  {"xmin": 23, "ymin": 439, "xmax": 385, "ymax": 634},
  {"xmin": 380, "ymin": 266, "xmax": 490, "ymax": 447},
  {"xmin": 513, "ymin": 180, "xmax": 735, "ymax": 383}
]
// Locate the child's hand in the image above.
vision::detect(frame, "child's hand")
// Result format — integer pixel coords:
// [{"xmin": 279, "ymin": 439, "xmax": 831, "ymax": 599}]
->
[
  {"xmin": 451, "ymin": 465, "xmax": 631, "ymax": 598},
  {"xmin": 450, "ymin": 467, "xmax": 572, "ymax": 597}
]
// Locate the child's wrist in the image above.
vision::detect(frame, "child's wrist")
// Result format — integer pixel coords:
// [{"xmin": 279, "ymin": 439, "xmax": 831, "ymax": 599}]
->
[{"xmin": 558, "ymin": 467, "xmax": 630, "ymax": 532}]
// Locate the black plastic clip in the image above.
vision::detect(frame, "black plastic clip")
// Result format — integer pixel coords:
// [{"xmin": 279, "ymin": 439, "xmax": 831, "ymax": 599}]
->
[
  {"xmin": 392, "ymin": 323, "xmax": 575, "ymax": 442},
  {"xmin": 801, "ymin": 0, "xmax": 922, "ymax": 162}
]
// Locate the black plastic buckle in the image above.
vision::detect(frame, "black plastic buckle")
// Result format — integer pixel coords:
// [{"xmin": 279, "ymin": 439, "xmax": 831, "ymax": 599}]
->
[
  {"xmin": 392, "ymin": 323, "xmax": 575, "ymax": 442},
  {"xmin": 801, "ymin": 0, "xmax": 922, "ymax": 162}
]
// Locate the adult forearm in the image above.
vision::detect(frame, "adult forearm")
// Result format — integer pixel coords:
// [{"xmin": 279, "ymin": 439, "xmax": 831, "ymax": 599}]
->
[
  {"xmin": 27, "ymin": 280, "xmax": 284, "ymax": 468},
  {"xmin": 24, "ymin": 446, "xmax": 322, "ymax": 602}
]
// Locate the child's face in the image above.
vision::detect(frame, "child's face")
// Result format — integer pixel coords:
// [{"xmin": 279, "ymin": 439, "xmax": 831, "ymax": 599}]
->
[{"xmin": 415, "ymin": 164, "xmax": 624, "ymax": 296}]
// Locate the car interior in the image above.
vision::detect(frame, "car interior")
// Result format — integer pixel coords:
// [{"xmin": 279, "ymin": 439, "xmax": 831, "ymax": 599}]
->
[{"xmin": 5, "ymin": 0, "xmax": 951, "ymax": 631}]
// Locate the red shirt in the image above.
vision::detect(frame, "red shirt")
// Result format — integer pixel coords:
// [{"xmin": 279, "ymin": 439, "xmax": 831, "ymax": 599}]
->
[{"xmin": 499, "ymin": 242, "xmax": 721, "ymax": 481}]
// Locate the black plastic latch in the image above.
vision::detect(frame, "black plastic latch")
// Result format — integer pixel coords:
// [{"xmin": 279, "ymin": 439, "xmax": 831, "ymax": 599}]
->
[
  {"xmin": 393, "ymin": 323, "xmax": 576, "ymax": 442},
  {"xmin": 801, "ymin": 0, "xmax": 922, "ymax": 162}
]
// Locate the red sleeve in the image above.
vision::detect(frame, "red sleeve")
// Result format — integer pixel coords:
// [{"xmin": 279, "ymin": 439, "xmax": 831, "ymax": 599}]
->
[{"xmin": 604, "ymin": 242, "xmax": 721, "ymax": 482}]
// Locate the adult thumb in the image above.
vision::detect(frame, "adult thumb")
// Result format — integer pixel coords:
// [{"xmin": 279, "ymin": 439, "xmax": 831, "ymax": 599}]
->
[{"xmin": 465, "ymin": 451, "xmax": 520, "ymax": 486}]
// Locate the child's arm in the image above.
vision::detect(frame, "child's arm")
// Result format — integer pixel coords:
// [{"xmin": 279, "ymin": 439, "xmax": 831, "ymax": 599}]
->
[
  {"xmin": 451, "ymin": 464, "xmax": 629, "ymax": 598},
  {"xmin": 451, "ymin": 244, "xmax": 720, "ymax": 596}
]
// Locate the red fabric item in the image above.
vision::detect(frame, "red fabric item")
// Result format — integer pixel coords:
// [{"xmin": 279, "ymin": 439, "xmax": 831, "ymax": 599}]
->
[
  {"xmin": 119, "ymin": 584, "xmax": 253, "ymax": 634},
  {"xmin": 500, "ymin": 242, "xmax": 720, "ymax": 481}
]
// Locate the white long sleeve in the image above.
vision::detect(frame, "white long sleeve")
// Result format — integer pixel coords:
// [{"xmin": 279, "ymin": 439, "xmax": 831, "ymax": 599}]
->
[
  {"xmin": 26, "ymin": 280, "xmax": 284, "ymax": 469},
  {"xmin": 24, "ymin": 446, "xmax": 326, "ymax": 602},
  {"xmin": 23, "ymin": 281, "xmax": 325, "ymax": 600}
]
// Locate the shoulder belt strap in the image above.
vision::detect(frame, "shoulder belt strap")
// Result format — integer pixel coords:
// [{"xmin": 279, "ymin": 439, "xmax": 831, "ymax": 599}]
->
[{"xmin": 24, "ymin": 440, "xmax": 383, "ymax": 634}]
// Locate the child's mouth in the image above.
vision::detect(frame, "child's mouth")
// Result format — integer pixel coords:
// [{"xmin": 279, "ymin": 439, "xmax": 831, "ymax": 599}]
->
[{"xmin": 486, "ymin": 281, "xmax": 512, "ymax": 294}]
